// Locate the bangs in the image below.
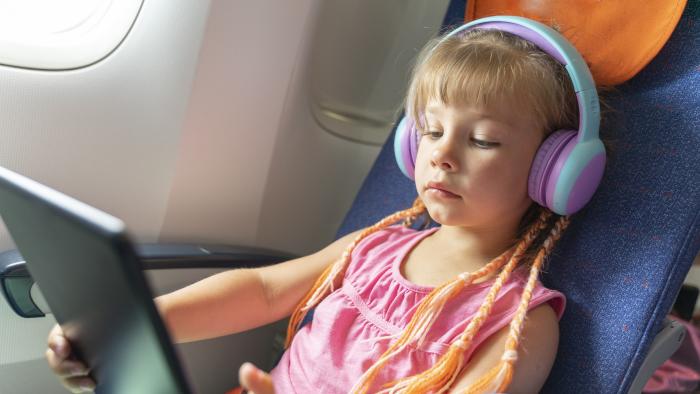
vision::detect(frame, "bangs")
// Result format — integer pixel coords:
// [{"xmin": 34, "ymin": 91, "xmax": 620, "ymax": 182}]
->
[{"xmin": 406, "ymin": 29, "xmax": 573, "ymax": 133}]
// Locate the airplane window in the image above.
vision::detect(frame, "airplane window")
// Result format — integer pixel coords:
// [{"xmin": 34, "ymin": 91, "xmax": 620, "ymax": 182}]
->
[
  {"xmin": 0, "ymin": 0, "xmax": 143, "ymax": 70},
  {"xmin": 309, "ymin": 0, "xmax": 450, "ymax": 145}
]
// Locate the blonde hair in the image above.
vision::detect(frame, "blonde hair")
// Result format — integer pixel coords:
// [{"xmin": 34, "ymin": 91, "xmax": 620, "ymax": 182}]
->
[
  {"xmin": 285, "ymin": 27, "xmax": 581, "ymax": 393},
  {"xmin": 407, "ymin": 28, "xmax": 578, "ymax": 137}
]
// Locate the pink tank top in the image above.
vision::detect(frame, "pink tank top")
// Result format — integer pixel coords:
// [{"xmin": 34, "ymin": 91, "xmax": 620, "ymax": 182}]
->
[{"xmin": 270, "ymin": 225, "xmax": 566, "ymax": 393}]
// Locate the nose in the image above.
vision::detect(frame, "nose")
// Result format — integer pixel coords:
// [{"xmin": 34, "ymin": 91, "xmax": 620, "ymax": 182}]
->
[{"xmin": 430, "ymin": 138, "xmax": 458, "ymax": 172}]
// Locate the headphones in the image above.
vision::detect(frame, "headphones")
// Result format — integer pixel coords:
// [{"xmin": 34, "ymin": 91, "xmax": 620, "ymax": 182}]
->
[{"xmin": 394, "ymin": 16, "xmax": 606, "ymax": 216}]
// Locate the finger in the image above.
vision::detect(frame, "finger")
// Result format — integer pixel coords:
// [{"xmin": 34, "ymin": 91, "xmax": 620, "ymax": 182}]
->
[
  {"xmin": 238, "ymin": 362, "xmax": 253, "ymax": 390},
  {"xmin": 239, "ymin": 362, "xmax": 274, "ymax": 394},
  {"xmin": 48, "ymin": 323, "xmax": 62, "ymax": 341},
  {"xmin": 47, "ymin": 331, "xmax": 71, "ymax": 360},
  {"xmin": 62, "ymin": 376, "xmax": 96, "ymax": 393},
  {"xmin": 45, "ymin": 348, "xmax": 91, "ymax": 378}
]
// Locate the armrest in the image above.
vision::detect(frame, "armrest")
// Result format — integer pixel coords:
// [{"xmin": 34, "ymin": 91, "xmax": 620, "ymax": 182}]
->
[
  {"xmin": 133, "ymin": 243, "xmax": 295, "ymax": 269},
  {"xmin": 0, "ymin": 243, "xmax": 297, "ymax": 318},
  {"xmin": 627, "ymin": 318, "xmax": 686, "ymax": 394}
]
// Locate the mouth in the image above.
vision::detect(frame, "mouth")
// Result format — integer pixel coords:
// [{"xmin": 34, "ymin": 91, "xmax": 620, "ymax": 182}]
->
[{"xmin": 426, "ymin": 182, "xmax": 461, "ymax": 199}]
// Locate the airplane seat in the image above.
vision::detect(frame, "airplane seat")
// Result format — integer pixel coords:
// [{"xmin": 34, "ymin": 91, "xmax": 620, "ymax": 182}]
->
[{"xmin": 335, "ymin": 1, "xmax": 700, "ymax": 393}]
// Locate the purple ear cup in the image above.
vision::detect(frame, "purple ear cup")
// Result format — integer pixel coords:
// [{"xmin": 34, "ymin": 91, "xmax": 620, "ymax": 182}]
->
[
  {"xmin": 528, "ymin": 130, "xmax": 577, "ymax": 208},
  {"xmin": 528, "ymin": 130, "xmax": 606, "ymax": 215},
  {"xmin": 394, "ymin": 116, "xmax": 419, "ymax": 179},
  {"xmin": 564, "ymin": 146, "xmax": 606, "ymax": 214}
]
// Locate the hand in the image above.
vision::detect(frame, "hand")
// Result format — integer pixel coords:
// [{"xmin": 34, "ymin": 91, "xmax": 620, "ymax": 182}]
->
[
  {"xmin": 45, "ymin": 323, "xmax": 96, "ymax": 393},
  {"xmin": 238, "ymin": 362, "xmax": 275, "ymax": 394}
]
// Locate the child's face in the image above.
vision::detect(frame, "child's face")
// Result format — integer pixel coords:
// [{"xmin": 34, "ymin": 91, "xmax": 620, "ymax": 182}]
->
[{"xmin": 414, "ymin": 99, "xmax": 544, "ymax": 230}]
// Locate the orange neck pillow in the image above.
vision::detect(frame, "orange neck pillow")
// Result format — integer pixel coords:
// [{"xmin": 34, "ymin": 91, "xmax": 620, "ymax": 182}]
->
[{"xmin": 465, "ymin": 0, "xmax": 688, "ymax": 86}]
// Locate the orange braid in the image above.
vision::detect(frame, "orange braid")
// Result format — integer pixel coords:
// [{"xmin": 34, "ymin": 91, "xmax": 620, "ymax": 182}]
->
[
  {"xmin": 285, "ymin": 198, "xmax": 426, "ymax": 348},
  {"xmin": 350, "ymin": 210, "xmax": 553, "ymax": 394},
  {"xmin": 459, "ymin": 215, "xmax": 570, "ymax": 394}
]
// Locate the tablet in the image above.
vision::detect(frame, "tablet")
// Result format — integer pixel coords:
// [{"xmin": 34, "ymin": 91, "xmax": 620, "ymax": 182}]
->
[{"xmin": 0, "ymin": 166, "xmax": 192, "ymax": 394}]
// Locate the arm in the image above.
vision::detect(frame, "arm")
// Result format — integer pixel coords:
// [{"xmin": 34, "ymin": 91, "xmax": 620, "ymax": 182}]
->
[
  {"xmin": 449, "ymin": 303, "xmax": 560, "ymax": 394},
  {"xmin": 154, "ymin": 229, "xmax": 362, "ymax": 344}
]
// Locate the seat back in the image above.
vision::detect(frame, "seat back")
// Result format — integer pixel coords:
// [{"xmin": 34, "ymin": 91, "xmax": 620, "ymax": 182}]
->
[{"xmin": 337, "ymin": 1, "xmax": 700, "ymax": 392}]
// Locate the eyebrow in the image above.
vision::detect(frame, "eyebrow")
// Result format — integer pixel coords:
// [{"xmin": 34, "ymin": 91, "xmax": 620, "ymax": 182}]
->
[{"xmin": 424, "ymin": 106, "xmax": 519, "ymax": 134}]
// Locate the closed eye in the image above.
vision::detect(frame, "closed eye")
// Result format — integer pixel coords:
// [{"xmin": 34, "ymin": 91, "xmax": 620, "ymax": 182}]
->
[
  {"xmin": 420, "ymin": 129, "xmax": 443, "ymax": 139},
  {"xmin": 420, "ymin": 129, "xmax": 500, "ymax": 149},
  {"xmin": 471, "ymin": 138, "xmax": 500, "ymax": 149}
]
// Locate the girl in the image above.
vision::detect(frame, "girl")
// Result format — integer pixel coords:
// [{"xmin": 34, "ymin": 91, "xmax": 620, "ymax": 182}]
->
[{"xmin": 46, "ymin": 16, "xmax": 605, "ymax": 394}]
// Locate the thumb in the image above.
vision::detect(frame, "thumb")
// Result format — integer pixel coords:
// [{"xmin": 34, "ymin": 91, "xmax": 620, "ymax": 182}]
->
[{"xmin": 239, "ymin": 362, "xmax": 275, "ymax": 394}]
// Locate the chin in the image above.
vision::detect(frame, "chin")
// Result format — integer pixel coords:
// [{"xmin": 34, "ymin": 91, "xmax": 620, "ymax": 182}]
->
[{"xmin": 423, "ymin": 205, "xmax": 465, "ymax": 227}]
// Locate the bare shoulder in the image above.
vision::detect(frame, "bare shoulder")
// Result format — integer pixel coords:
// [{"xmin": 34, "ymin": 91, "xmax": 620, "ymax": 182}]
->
[{"xmin": 449, "ymin": 303, "xmax": 560, "ymax": 394}]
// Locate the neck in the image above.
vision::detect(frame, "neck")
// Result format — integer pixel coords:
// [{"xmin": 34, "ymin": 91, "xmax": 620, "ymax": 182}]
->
[{"xmin": 429, "ymin": 220, "xmax": 521, "ymax": 266}]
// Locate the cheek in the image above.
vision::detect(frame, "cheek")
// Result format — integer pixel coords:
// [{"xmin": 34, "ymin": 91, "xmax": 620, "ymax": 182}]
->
[
  {"xmin": 510, "ymin": 155, "xmax": 537, "ymax": 197},
  {"xmin": 475, "ymin": 156, "xmax": 532, "ymax": 197},
  {"xmin": 413, "ymin": 143, "xmax": 431, "ymax": 178}
]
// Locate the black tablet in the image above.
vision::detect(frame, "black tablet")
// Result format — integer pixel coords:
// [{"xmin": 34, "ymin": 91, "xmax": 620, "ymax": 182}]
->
[{"xmin": 0, "ymin": 166, "xmax": 192, "ymax": 394}]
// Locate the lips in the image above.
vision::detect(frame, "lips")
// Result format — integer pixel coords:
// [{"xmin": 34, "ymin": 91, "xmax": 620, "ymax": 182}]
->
[{"xmin": 427, "ymin": 181, "xmax": 460, "ymax": 198}]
